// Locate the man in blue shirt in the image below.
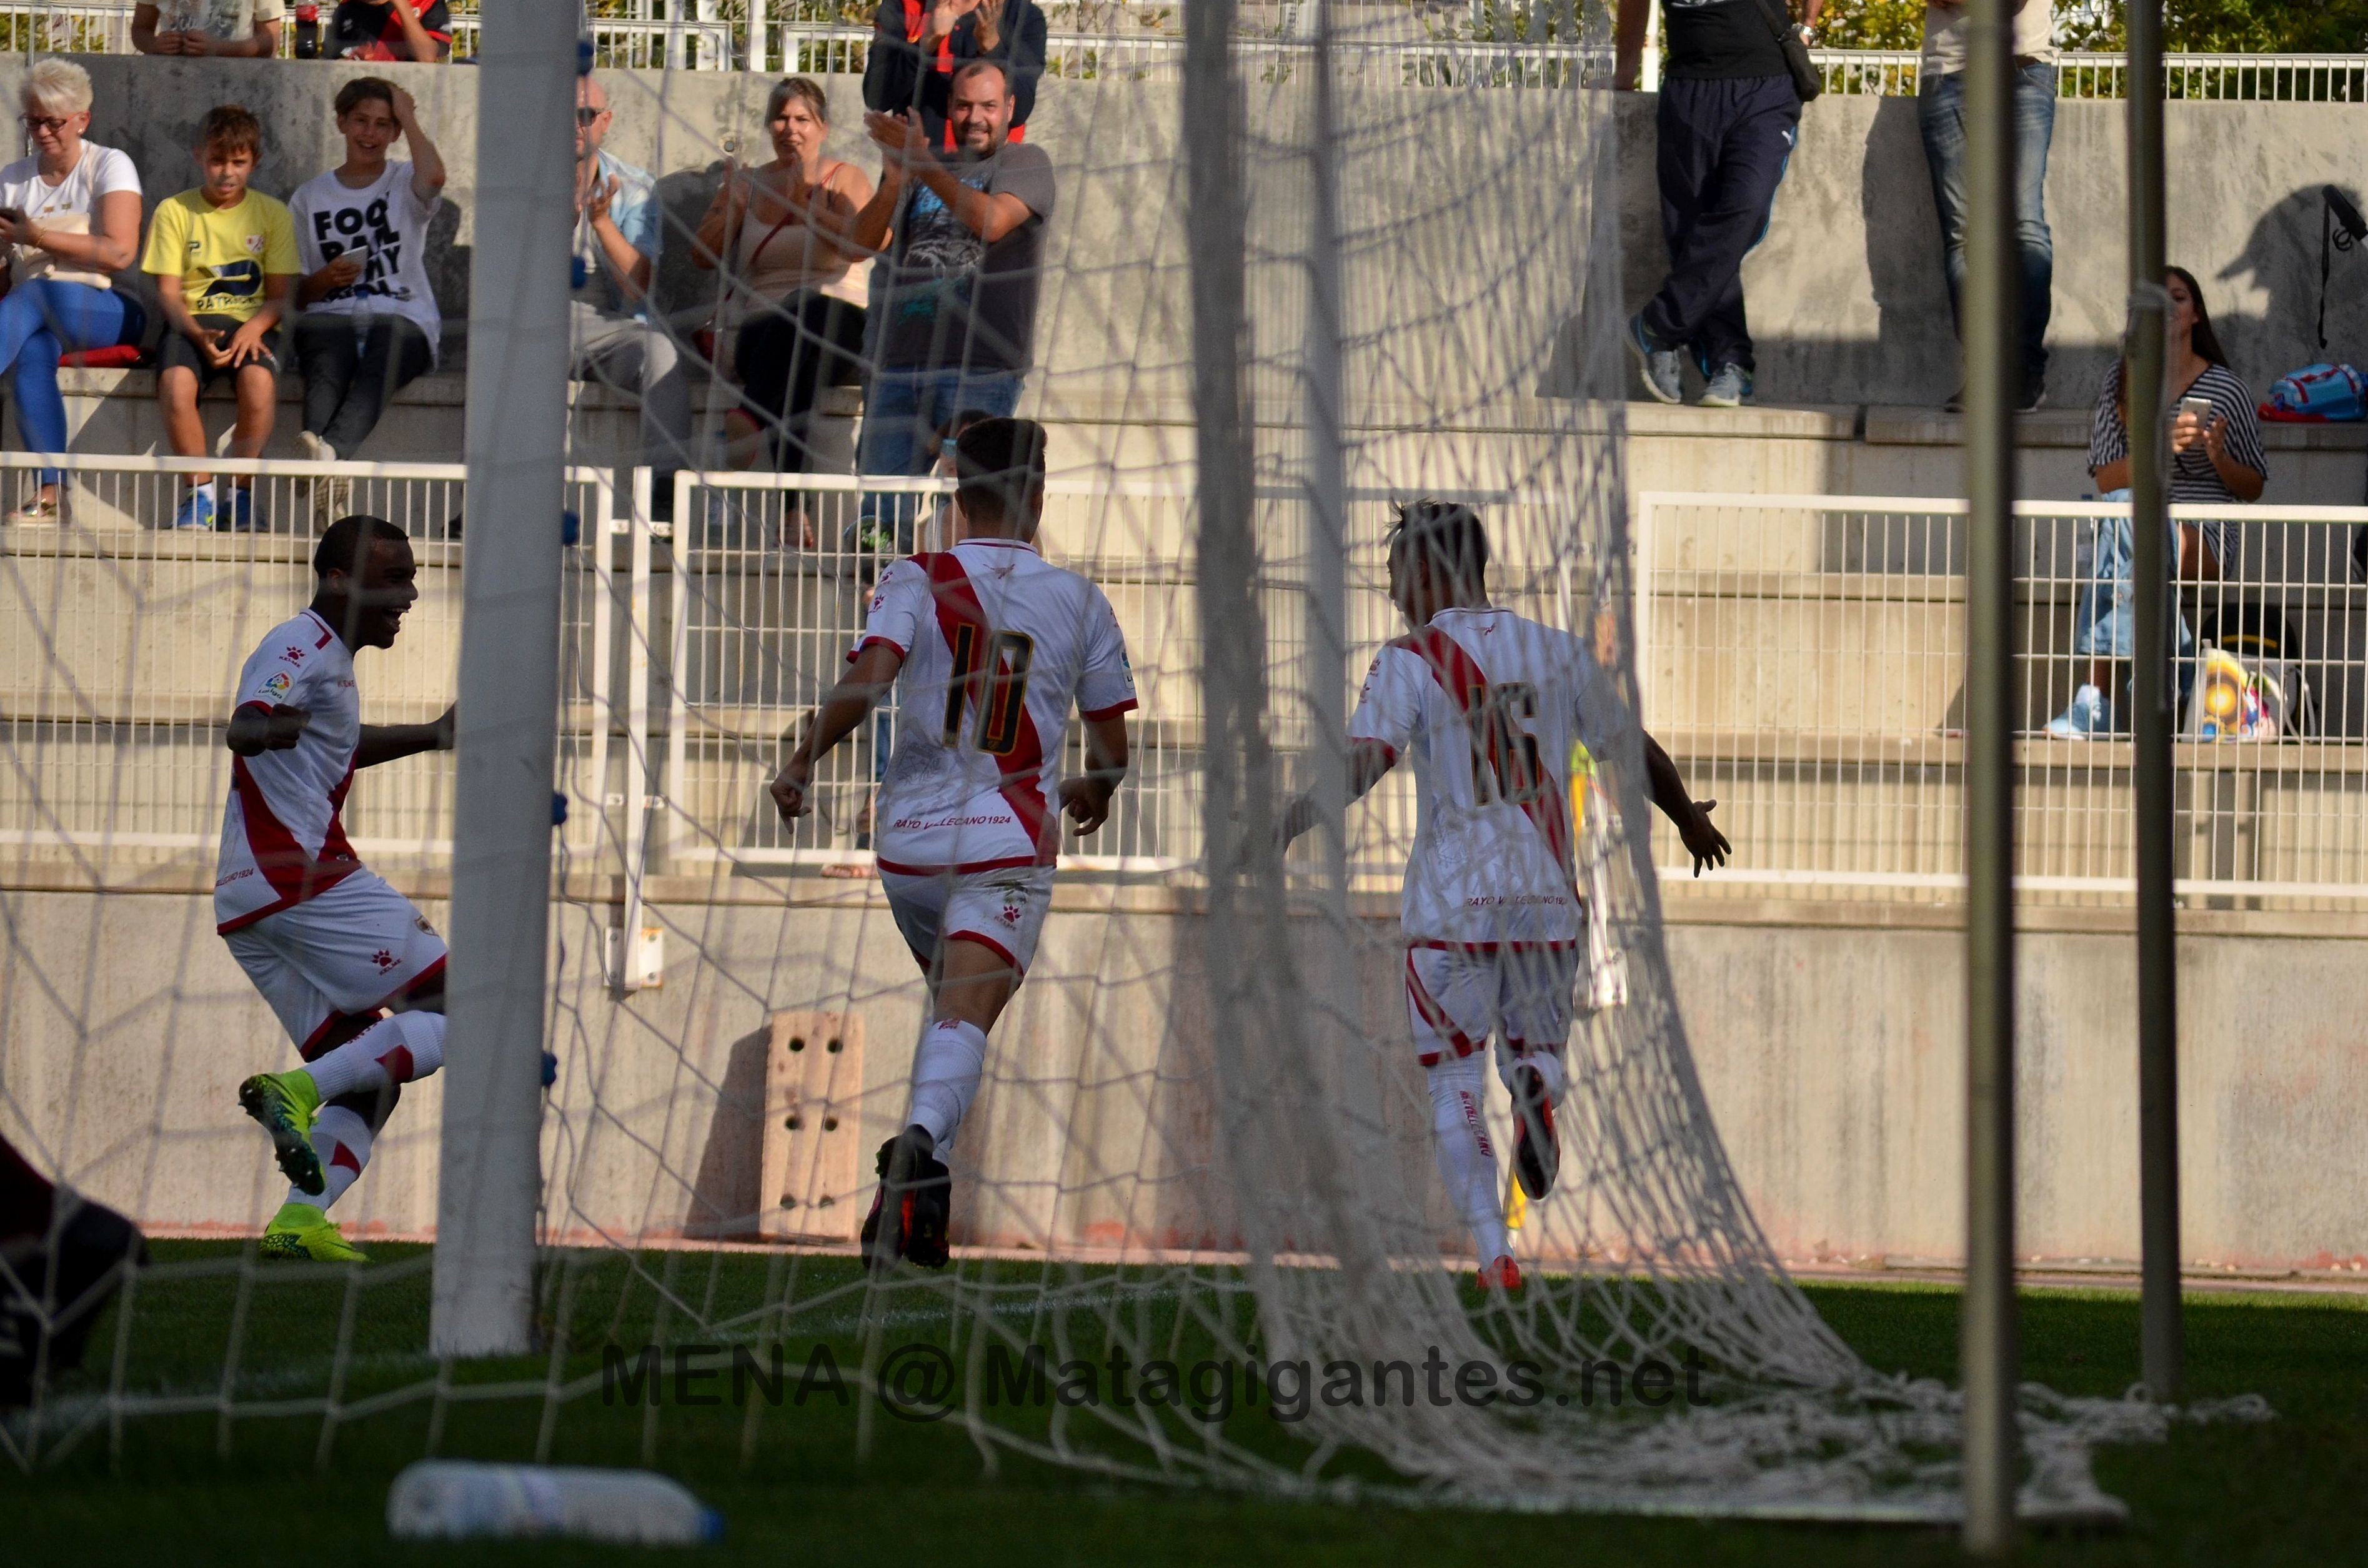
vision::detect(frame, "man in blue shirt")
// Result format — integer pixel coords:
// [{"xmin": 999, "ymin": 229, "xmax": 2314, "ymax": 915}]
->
[{"xmin": 571, "ymin": 74, "xmax": 691, "ymax": 502}]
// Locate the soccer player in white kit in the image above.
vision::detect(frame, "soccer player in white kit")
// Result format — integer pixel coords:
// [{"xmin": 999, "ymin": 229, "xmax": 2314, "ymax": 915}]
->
[
  {"xmin": 1283, "ymin": 500, "xmax": 1729, "ymax": 1293},
  {"xmin": 223, "ymin": 515, "xmax": 455, "ymax": 1263},
  {"xmin": 769, "ymin": 418, "xmax": 1135, "ymax": 1271}
]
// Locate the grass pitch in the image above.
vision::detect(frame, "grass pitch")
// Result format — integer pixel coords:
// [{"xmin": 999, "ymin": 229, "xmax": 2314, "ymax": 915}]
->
[{"xmin": 4, "ymin": 1241, "xmax": 2362, "ymax": 1566}]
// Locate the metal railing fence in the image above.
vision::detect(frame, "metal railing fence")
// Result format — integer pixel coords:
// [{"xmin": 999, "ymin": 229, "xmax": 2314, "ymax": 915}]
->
[
  {"xmin": 2, "ymin": 6, "xmax": 2363, "ymax": 101},
  {"xmin": 0, "ymin": 455, "xmax": 627, "ymax": 880},
  {"xmin": 0, "ymin": 2, "xmax": 739, "ymax": 69},
  {"xmin": 10, "ymin": 461, "xmax": 2363, "ymax": 915},
  {"xmin": 1636, "ymin": 492, "xmax": 2368, "ymax": 905}
]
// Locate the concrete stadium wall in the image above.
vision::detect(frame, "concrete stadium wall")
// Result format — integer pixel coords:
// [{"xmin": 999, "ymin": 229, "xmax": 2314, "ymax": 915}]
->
[
  {"xmin": 1619, "ymin": 92, "xmax": 2368, "ymax": 415},
  {"xmin": 4, "ymin": 877, "xmax": 2364, "ymax": 1273},
  {"xmin": 5, "ymin": 59, "xmax": 2364, "ymax": 505}
]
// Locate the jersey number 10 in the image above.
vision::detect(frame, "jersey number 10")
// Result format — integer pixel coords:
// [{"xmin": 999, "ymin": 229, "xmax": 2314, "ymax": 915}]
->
[
  {"xmin": 1466, "ymin": 681, "xmax": 1545, "ymax": 805},
  {"xmin": 944, "ymin": 626, "xmax": 1036, "ymax": 757}
]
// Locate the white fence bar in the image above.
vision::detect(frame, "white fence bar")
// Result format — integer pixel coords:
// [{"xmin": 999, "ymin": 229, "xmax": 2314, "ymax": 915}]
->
[
  {"xmin": 0, "ymin": 2, "xmax": 742, "ymax": 68},
  {"xmin": 0, "ymin": 8, "xmax": 2360, "ymax": 99},
  {"xmin": 1635, "ymin": 492, "xmax": 2368, "ymax": 905},
  {"xmin": 11, "ymin": 462, "xmax": 2364, "ymax": 912}
]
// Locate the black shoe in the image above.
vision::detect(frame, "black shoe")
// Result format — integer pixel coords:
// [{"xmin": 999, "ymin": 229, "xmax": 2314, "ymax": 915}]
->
[
  {"xmin": 2017, "ymin": 375, "xmax": 2047, "ymax": 414},
  {"xmin": 1509, "ymin": 1064, "xmax": 1560, "ymax": 1201},
  {"xmin": 859, "ymin": 1126, "xmax": 952, "ymax": 1272}
]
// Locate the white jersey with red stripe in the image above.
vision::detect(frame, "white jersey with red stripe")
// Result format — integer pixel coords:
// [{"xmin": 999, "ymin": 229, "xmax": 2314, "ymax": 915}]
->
[
  {"xmin": 1348, "ymin": 605, "xmax": 1619, "ymax": 947},
  {"xmin": 857, "ymin": 538, "xmax": 1137, "ymax": 873},
  {"xmin": 215, "ymin": 608, "xmax": 365, "ymax": 935}
]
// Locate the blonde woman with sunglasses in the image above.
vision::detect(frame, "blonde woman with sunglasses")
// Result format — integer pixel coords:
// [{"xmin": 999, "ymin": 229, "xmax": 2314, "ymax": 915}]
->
[{"xmin": 0, "ymin": 58, "xmax": 147, "ymax": 526}]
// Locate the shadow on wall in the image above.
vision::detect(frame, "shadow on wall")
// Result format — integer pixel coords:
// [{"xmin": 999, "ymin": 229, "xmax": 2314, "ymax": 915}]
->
[
  {"xmin": 687, "ymin": 1023, "xmax": 772, "ymax": 1239},
  {"xmin": 2214, "ymin": 183, "xmax": 2368, "ymax": 407}
]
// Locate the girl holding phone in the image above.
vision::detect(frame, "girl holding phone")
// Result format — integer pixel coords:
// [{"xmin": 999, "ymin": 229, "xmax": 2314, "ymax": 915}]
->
[{"xmin": 2049, "ymin": 267, "xmax": 2267, "ymax": 738}]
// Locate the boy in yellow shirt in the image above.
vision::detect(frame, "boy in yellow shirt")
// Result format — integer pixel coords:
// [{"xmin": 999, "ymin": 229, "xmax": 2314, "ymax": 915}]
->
[{"xmin": 141, "ymin": 103, "xmax": 299, "ymax": 532}]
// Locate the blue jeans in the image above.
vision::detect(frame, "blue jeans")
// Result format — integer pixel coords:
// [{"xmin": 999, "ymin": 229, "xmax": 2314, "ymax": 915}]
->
[
  {"xmin": 856, "ymin": 367, "xmax": 1024, "ymax": 546},
  {"xmin": 0, "ymin": 280, "xmax": 144, "ymax": 484},
  {"xmin": 2072, "ymin": 492, "xmax": 2192, "ymax": 662},
  {"xmin": 1918, "ymin": 60, "xmax": 2055, "ymax": 388}
]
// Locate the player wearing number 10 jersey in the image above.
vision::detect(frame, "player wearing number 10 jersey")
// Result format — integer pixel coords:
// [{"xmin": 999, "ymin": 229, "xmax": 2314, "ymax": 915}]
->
[
  {"xmin": 1283, "ymin": 500, "xmax": 1729, "ymax": 1293},
  {"xmin": 769, "ymin": 417, "xmax": 1136, "ymax": 1272}
]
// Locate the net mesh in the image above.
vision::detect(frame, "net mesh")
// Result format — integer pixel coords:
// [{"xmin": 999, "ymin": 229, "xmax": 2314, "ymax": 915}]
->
[{"xmin": 0, "ymin": 3, "xmax": 2230, "ymax": 1521}]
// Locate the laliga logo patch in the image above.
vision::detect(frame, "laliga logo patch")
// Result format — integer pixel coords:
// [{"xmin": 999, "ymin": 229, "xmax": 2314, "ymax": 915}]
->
[{"xmin": 261, "ymin": 670, "xmax": 292, "ymax": 701}]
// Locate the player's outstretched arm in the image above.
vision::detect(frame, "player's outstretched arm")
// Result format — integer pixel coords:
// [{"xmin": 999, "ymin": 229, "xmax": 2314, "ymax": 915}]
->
[
  {"xmin": 1643, "ymin": 731, "xmax": 1729, "ymax": 876},
  {"xmin": 1058, "ymin": 715, "xmax": 1131, "ymax": 836},
  {"xmin": 1277, "ymin": 738, "xmax": 1396, "ymax": 849},
  {"xmin": 226, "ymin": 702, "xmax": 311, "ymax": 756},
  {"xmin": 770, "ymin": 642, "xmax": 903, "ymax": 823},
  {"xmin": 355, "ymin": 704, "xmax": 456, "ymax": 769}
]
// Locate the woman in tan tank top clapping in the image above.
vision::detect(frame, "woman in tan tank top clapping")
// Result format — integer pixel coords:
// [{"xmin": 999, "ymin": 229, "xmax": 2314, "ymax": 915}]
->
[{"xmin": 694, "ymin": 77, "xmax": 875, "ymax": 496}]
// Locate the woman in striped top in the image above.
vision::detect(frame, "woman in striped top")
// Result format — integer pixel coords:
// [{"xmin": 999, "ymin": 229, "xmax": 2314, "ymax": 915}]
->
[{"xmin": 2049, "ymin": 267, "xmax": 2267, "ymax": 738}]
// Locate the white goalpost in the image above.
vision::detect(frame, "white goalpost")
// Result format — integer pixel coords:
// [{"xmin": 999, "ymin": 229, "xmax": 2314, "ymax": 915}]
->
[{"xmin": 432, "ymin": 0, "xmax": 582, "ymax": 1360}]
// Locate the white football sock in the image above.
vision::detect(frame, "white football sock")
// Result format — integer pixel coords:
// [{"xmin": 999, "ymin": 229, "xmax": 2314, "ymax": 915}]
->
[
  {"xmin": 286, "ymin": 1104, "xmax": 372, "ymax": 1213},
  {"xmin": 1427, "ymin": 1058, "xmax": 1509, "ymax": 1264},
  {"xmin": 304, "ymin": 1011, "xmax": 446, "ymax": 1101},
  {"xmin": 906, "ymin": 1018, "xmax": 988, "ymax": 1153}
]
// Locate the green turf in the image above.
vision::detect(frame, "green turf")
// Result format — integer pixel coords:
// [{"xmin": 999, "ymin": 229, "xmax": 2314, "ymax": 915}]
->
[{"xmin": 5, "ymin": 1241, "xmax": 2362, "ymax": 1566}]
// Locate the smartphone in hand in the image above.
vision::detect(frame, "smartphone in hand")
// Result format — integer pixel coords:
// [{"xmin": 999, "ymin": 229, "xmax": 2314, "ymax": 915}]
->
[{"xmin": 2177, "ymin": 395, "xmax": 2215, "ymax": 424}]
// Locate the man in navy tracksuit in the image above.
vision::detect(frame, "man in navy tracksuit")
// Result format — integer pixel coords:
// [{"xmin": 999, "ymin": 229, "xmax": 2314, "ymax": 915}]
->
[{"xmin": 1616, "ymin": 0, "xmax": 1818, "ymax": 408}]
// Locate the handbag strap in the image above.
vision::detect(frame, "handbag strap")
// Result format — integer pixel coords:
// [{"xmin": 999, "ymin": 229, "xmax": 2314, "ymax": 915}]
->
[{"xmin": 748, "ymin": 161, "xmax": 850, "ymax": 269}]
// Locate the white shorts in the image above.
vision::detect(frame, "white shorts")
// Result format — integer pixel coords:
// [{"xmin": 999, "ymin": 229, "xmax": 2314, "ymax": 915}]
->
[
  {"xmin": 222, "ymin": 869, "xmax": 447, "ymax": 1058},
  {"xmin": 1403, "ymin": 945, "xmax": 1579, "ymax": 1069},
  {"xmin": 879, "ymin": 865, "xmax": 1057, "ymax": 977}
]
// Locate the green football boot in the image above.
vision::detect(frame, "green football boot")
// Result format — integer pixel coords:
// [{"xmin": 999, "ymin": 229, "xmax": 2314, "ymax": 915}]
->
[
  {"xmin": 238, "ymin": 1068, "xmax": 324, "ymax": 1196},
  {"xmin": 259, "ymin": 1201, "xmax": 367, "ymax": 1263}
]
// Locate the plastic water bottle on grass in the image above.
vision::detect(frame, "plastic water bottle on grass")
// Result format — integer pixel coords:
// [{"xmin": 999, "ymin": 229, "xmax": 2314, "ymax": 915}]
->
[{"xmin": 387, "ymin": 1461, "xmax": 722, "ymax": 1545}]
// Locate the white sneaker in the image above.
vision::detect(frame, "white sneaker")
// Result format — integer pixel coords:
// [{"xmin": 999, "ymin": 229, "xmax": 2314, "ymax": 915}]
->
[
  {"xmin": 300, "ymin": 432, "xmax": 350, "ymax": 525},
  {"xmin": 2046, "ymin": 683, "xmax": 2112, "ymax": 739}
]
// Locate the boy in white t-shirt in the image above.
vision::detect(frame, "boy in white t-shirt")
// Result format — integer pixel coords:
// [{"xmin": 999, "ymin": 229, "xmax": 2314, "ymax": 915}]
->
[{"xmin": 290, "ymin": 77, "xmax": 447, "ymax": 466}]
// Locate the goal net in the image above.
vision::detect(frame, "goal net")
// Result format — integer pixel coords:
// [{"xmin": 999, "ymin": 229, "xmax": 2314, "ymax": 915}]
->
[{"xmin": 0, "ymin": 0, "xmax": 2190, "ymax": 1522}]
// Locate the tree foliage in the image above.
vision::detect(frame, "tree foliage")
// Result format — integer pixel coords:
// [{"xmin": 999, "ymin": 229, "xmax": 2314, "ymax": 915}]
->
[{"xmin": 1811, "ymin": 0, "xmax": 2368, "ymax": 52}]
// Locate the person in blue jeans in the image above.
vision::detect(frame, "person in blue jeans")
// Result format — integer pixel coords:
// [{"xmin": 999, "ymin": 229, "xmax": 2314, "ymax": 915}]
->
[
  {"xmin": 1918, "ymin": 0, "xmax": 2057, "ymax": 412},
  {"xmin": 2048, "ymin": 270, "xmax": 2266, "ymax": 738},
  {"xmin": 1616, "ymin": 0, "xmax": 1819, "ymax": 410},
  {"xmin": 0, "ymin": 59, "xmax": 147, "ymax": 526},
  {"xmin": 847, "ymin": 61, "xmax": 1052, "ymax": 550}
]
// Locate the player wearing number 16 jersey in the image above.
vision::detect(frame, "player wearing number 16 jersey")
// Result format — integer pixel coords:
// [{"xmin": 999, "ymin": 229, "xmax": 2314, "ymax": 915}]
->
[
  {"xmin": 1282, "ymin": 501, "xmax": 1730, "ymax": 1293},
  {"xmin": 769, "ymin": 418, "xmax": 1136, "ymax": 1272}
]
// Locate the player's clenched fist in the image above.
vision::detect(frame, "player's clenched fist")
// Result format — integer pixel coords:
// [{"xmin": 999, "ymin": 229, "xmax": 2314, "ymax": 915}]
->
[
  {"xmin": 226, "ymin": 702, "xmax": 312, "ymax": 756},
  {"xmin": 1058, "ymin": 775, "xmax": 1113, "ymax": 836},
  {"xmin": 769, "ymin": 757, "xmax": 814, "ymax": 823}
]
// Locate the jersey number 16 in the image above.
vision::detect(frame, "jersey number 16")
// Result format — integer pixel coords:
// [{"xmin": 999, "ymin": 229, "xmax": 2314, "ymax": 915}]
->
[
  {"xmin": 1466, "ymin": 681, "xmax": 1545, "ymax": 805},
  {"xmin": 944, "ymin": 625, "xmax": 1035, "ymax": 757}
]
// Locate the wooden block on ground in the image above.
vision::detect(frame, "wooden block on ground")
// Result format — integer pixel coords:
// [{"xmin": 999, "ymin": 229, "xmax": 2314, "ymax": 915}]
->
[{"xmin": 757, "ymin": 1011, "xmax": 867, "ymax": 1242}]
